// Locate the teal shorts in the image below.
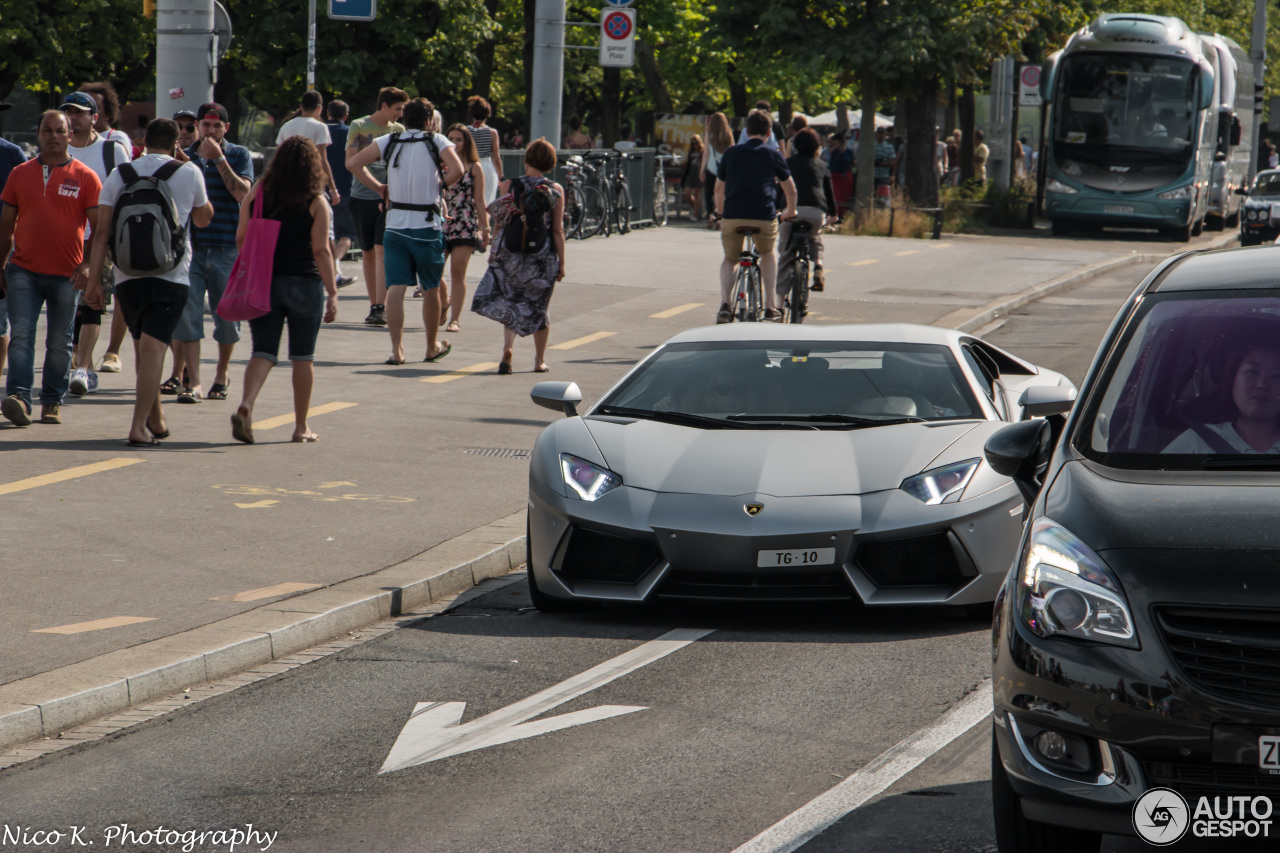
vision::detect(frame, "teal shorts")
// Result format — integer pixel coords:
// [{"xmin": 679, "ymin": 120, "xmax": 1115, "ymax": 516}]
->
[{"xmin": 384, "ymin": 227, "xmax": 445, "ymax": 290}]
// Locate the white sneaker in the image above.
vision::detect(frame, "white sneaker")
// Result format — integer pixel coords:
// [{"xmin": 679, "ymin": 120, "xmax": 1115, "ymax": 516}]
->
[
  {"xmin": 86, "ymin": 369, "xmax": 99, "ymax": 394},
  {"xmin": 69, "ymin": 368, "xmax": 90, "ymax": 397}
]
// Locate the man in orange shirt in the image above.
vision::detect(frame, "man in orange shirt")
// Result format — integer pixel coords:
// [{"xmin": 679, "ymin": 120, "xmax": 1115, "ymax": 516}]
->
[{"xmin": 0, "ymin": 111, "xmax": 100, "ymax": 426}]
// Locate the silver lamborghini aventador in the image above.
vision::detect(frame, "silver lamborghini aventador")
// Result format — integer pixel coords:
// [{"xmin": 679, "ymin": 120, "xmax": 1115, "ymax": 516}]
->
[{"xmin": 525, "ymin": 324, "xmax": 1076, "ymax": 611}]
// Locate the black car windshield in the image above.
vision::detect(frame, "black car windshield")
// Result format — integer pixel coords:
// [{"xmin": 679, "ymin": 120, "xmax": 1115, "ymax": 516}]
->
[
  {"xmin": 1253, "ymin": 173, "xmax": 1280, "ymax": 196},
  {"xmin": 1075, "ymin": 293, "xmax": 1280, "ymax": 469},
  {"xmin": 595, "ymin": 341, "xmax": 982, "ymax": 424}
]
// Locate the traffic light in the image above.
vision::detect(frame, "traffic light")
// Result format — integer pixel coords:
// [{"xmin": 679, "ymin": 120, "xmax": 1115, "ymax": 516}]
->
[{"xmin": 144, "ymin": 0, "xmax": 155, "ymax": 17}]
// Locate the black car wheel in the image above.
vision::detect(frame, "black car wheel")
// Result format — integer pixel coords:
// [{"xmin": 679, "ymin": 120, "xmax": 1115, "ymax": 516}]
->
[
  {"xmin": 991, "ymin": 727, "xmax": 1102, "ymax": 853},
  {"xmin": 526, "ymin": 519, "xmax": 576, "ymax": 612}
]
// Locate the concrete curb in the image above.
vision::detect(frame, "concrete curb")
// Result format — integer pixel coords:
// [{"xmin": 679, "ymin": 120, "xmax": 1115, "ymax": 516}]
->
[
  {"xmin": 936, "ymin": 232, "xmax": 1239, "ymax": 333},
  {"xmin": 0, "ymin": 511, "xmax": 527, "ymax": 752}
]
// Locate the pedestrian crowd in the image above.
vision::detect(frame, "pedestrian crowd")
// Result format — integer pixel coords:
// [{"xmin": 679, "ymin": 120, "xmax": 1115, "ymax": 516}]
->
[{"xmin": 0, "ymin": 84, "xmax": 569, "ymax": 445}]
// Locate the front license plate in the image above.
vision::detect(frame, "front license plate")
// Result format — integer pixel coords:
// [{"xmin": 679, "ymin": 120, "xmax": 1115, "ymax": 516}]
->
[
  {"xmin": 1105, "ymin": 205, "xmax": 1134, "ymax": 215},
  {"xmin": 757, "ymin": 548, "xmax": 836, "ymax": 568},
  {"xmin": 1260, "ymin": 736, "xmax": 1280, "ymax": 773}
]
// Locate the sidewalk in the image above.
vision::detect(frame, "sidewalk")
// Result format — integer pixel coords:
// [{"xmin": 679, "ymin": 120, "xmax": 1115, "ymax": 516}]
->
[{"xmin": 0, "ymin": 226, "xmax": 1237, "ymax": 754}]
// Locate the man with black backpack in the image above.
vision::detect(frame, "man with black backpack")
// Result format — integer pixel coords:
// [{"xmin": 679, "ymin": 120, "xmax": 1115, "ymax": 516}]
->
[
  {"xmin": 85, "ymin": 118, "xmax": 213, "ymax": 446},
  {"xmin": 347, "ymin": 98, "xmax": 463, "ymax": 365}
]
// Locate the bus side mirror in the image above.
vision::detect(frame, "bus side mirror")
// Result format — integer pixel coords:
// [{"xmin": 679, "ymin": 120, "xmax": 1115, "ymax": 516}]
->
[
  {"xmin": 1198, "ymin": 64, "xmax": 1215, "ymax": 109},
  {"xmin": 1231, "ymin": 115, "xmax": 1242, "ymax": 147}
]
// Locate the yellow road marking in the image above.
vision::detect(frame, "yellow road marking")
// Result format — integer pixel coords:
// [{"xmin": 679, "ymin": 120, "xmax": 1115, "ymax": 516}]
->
[
  {"xmin": 212, "ymin": 582, "xmax": 322, "ymax": 603},
  {"xmin": 253, "ymin": 402, "xmax": 357, "ymax": 431},
  {"xmin": 847, "ymin": 259, "xmax": 880, "ymax": 267},
  {"xmin": 931, "ymin": 243, "xmax": 951, "ymax": 249},
  {"xmin": 893, "ymin": 250, "xmax": 918, "ymax": 257},
  {"xmin": 235, "ymin": 500, "xmax": 279, "ymax": 509},
  {"xmin": 551, "ymin": 331, "xmax": 616, "ymax": 350},
  {"xmin": 0, "ymin": 458, "xmax": 143, "ymax": 497},
  {"xmin": 421, "ymin": 362, "xmax": 501, "ymax": 384},
  {"xmin": 319, "ymin": 481, "xmax": 357, "ymax": 489},
  {"xmin": 650, "ymin": 303, "xmax": 705, "ymax": 319},
  {"xmin": 33, "ymin": 616, "xmax": 156, "ymax": 635}
]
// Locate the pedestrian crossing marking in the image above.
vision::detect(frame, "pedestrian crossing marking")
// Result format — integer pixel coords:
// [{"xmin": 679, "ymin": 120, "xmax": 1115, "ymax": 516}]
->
[
  {"xmin": 32, "ymin": 616, "xmax": 157, "ymax": 635},
  {"xmin": 211, "ymin": 582, "xmax": 321, "ymax": 602},
  {"xmin": 893, "ymin": 250, "xmax": 917, "ymax": 257},
  {"xmin": 551, "ymin": 332, "xmax": 616, "ymax": 350},
  {"xmin": 0, "ymin": 459, "xmax": 144, "ymax": 497},
  {"xmin": 847, "ymin": 259, "xmax": 880, "ymax": 267},
  {"xmin": 421, "ymin": 363, "xmax": 502, "ymax": 383},
  {"xmin": 253, "ymin": 402, "xmax": 357, "ymax": 430},
  {"xmin": 650, "ymin": 303, "xmax": 705, "ymax": 319}
]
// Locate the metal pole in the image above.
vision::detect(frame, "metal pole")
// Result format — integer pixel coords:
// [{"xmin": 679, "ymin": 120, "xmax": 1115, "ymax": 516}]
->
[
  {"xmin": 155, "ymin": 0, "xmax": 216, "ymax": 120},
  {"xmin": 1250, "ymin": 0, "xmax": 1267, "ymax": 183},
  {"xmin": 307, "ymin": 0, "xmax": 317, "ymax": 90},
  {"xmin": 530, "ymin": 0, "xmax": 565, "ymax": 146}
]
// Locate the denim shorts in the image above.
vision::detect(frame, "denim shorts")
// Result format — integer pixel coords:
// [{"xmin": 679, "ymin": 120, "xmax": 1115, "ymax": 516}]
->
[
  {"xmin": 384, "ymin": 227, "xmax": 445, "ymax": 290},
  {"xmin": 174, "ymin": 245, "xmax": 242, "ymax": 344},
  {"xmin": 248, "ymin": 276, "xmax": 325, "ymax": 363}
]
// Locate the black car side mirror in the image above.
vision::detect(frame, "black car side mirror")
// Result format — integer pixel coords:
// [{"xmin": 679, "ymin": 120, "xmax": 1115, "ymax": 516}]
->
[
  {"xmin": 531, "ymin": 381, "xmax": 583, "ymax": 417},
  {"xmin": 1235, "ymin": 187, "xmax": 1250, "ymax": 195},
  {"xmin": 985, "ymin": 420, "xmax": 1053, "ymax": 505}
]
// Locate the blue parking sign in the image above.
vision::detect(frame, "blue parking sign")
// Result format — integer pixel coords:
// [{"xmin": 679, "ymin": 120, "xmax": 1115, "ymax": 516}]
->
[{"xmin": 329, "ymin": 0, "xmax": 376, "ymax": 21}]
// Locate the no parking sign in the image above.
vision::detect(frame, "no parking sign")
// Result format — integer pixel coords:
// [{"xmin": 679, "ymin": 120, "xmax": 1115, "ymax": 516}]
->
[
  {"xmin": 1019, "ymin": 65, "xmax": 1043, "ymax": 107},
  {"xmin": 600, "ymin": 8, "xmax": 636, "ymax": 68}
]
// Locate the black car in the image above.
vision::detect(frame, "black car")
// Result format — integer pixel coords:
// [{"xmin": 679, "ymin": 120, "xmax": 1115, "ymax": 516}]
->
[
  {"xmin": 984, "ymin": 246, "xmax": 1280, "ymax": 851},
  {"xmin": 1238, "ymin": 169, "xmax": 1280, "ymax": 246}
]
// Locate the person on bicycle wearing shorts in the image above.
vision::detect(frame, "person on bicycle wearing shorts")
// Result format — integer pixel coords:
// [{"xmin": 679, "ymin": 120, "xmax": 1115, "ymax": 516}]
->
[{"xmin": 711, "ymin": 110, "xmax": 796, "ymax": 323}]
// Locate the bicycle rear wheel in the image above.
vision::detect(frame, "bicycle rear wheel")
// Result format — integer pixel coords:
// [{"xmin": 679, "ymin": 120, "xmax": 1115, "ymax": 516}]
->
[
  {"xmin": 653, "ymin": 176, "xmax": 668, "ymax": 226},
  {"xmin": 579, "ymin": 186, "xmax": 607, "ymax": 239},
  {"xmin": 788, "ymin": 259, "xmax": 808, "ymax": 323},
  {"xmin": 747, "ymin": 264, "xmax": 763, "ymax": 322},
  {"xmin": 732, "ymin": 264, "xmax": 750, "ymax": 322},
  {"xmin": 616, "ymin": 184, "xmax": 633, "ymax": 235},
  {"xmin": 565, "ymin": 185, "xmax": 585, "ymax": 240}
]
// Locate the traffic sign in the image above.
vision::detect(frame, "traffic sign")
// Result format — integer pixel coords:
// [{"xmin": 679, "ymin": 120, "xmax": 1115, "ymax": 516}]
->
[
  {"xmin": 603, "ymin": 0, "xmax": 635, "ymax": 5},
  {"xmin": 600, "ymin": 8, "xmax": 636, "ymax": 68},
  {"xmin": 329, "ymin": 0, "xmax": 376, "ymax": 21},
  {"xmin": 1019, "ymin": 64, "xmax": 1042, "ymax": 107}
]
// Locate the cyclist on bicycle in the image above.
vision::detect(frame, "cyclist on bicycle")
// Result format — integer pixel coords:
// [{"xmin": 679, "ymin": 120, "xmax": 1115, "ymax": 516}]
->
[
  {"xmin": 711, "ymin": 110, "xmax": 797, "ymax": 323},
  {"xmin": 778, "ymin": 128, "xmax": 836, "ymax": 297}
]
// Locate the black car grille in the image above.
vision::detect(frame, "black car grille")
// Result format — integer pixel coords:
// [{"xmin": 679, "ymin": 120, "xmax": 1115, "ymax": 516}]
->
[
  {"xmin": 856, "ymin": 533, "xmax": 966, "ymax": 589},
  {"xmin": 558, "ymin": 527, "xmax": 661, "ymax": 585},
  {"xmin": 1146, "ymin": 761, "xmax": 1280, "ymax": 803},
  {"xmin": 658, "ymin": 569, "xmax": 853, "ymax": 601},
  {"xmin": 1157, "ymin": 606, "xmax": 1280, "ymax": 708}
]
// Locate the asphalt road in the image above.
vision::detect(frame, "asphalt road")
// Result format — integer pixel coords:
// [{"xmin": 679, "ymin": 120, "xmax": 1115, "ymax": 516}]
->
[
  {"xmin": 4, "ymin": 247, "xmax": 1242, "ymax": 852},
  {"xmin": 0, "ymin": 223, "xmax": 1224, "ymax": 686}
]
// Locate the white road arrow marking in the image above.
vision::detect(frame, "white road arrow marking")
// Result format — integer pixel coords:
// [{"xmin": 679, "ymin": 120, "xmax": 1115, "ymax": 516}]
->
[{"xmin": 379, "ymin": 627, "xmax": 713, "ymax": 773}]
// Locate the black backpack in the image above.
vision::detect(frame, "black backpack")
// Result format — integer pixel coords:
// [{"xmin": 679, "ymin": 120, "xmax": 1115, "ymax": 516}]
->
[
  {"xmin": 503, "ymin": 176, "xmax": 555, "ymax": 254},
  {"xmin": 110, "ymin": 161, "xmax": 186, "ymax": 277},
  {"xmin": 382, "ymin": 131, "xmax": 446, "ymax": 219}
]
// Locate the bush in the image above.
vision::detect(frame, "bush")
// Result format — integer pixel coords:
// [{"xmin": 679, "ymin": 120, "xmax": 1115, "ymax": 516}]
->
[{"xmin": 835, "ymin": 190, "xmax": 937, "ymax": 239}]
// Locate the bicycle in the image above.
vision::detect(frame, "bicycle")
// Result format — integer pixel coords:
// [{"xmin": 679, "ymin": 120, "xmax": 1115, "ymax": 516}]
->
[
  {"xmin": 653, "ymin": 154, "xmax": 674, "ymax": 227},
  {"xmin": 582, "ymin": 151, "xmax": 617, "ymax": 237},
  {"xmin": 610, "ymin": 151, "xmax": 639, "ymax": 235},
  {"xmin": 730, "ymin": 226, "xmax": 764, "ymax": 323},
  {"xmin": 562, "ymin": 156, "xmax": 606, "ymax": 240},
  {"xmin": 783, "ymin": 219, "xmax": 815, "ymax": 324}
]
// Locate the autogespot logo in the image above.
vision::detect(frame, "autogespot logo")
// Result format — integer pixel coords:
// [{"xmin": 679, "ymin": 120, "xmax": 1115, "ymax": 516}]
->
[{"xmin": 1133, "ymin": 787, "xmax": 1190, "ymax": 846}]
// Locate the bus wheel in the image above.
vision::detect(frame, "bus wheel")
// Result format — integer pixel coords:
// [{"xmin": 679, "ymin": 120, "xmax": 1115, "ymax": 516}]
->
[
  {"xmin": 1050, "ymin": 220, "xmax": 1069, "ymax": 237},
  {"xmin": 1163, "ymin": 223, "xmax": 1193, "ymax": 242},
  {"xmin": 1192, "ymin": 217, "xmax": 1204, "ymax": 237},
  {"xmin": 1206, "ymin": 215, "xmax": 1225, "ymax": 232}
]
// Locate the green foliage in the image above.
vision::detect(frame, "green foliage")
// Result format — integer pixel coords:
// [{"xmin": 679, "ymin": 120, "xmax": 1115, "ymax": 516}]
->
[{"xmin": 0, "ymin": 0, "xmax": 155, "ymax": 102}]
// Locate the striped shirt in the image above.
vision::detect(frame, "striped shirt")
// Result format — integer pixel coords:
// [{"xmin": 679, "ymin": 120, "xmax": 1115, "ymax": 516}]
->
[
  {"xmin": 468, "ymin": 125, "xmax": 495, "ymax": 158},
  {"xmin": 185, "ymin": 140, "xmax": 253, "ymax": 248}
]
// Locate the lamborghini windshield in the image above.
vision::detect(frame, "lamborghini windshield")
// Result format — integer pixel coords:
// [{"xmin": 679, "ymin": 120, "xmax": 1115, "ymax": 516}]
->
[{"xmin": 596, "ymin": 342, "xmax": 982, "ymax": 423}]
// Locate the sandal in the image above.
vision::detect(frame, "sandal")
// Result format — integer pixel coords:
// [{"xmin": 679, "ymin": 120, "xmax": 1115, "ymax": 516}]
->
[
  {"xmin": 207, "ymin": 382, "xmax": 230, "ymax": 401},
  {"xmin": 230, "ymin": 408, "xmax": 254, "ymax": 444},
  {"xmin": 384, "ymin": 356, "xmax": 406, "ymax": 365},
  {"xmin": 146, "ymin": 420, "xmax": 170, "ymax": 440},
  {"xmin": 177, "ymin": 387, "xmax": 203, "ymax": 404},
  {"xmin": 445, "ymin": 320, "xmax": 460, "ymax": 333},
  {"xmin": 497, "ymin": 361, "xmax": 512, "ymax": 375},
  {"xmin": 424, "ymin": 343, "xmax": 452, "ymax": 362},
  {"xmin": 159, "ymin": 377, "xmax": 182, "ymax": 395}
]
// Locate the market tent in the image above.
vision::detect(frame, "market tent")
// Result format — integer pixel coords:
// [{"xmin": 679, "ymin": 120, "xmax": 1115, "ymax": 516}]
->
[{"xmin": 807, "ymin": 109, "xmax": 894, "ymax": 129}]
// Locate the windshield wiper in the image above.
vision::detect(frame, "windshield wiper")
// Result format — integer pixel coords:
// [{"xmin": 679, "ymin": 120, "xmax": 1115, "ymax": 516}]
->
[
  {"xmin": 1201, "ymin": 456, "xmax": 1280, "ymax": 470},
  {"xmin": 727, "ymin": 413, "xmax": 927, "ymax": 427},
  {"xmin": 594, "ymin": 405, "xmax": 747, "ymax": 429}
]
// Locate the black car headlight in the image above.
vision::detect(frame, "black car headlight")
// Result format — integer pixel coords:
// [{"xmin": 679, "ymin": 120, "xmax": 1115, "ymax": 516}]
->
[
  {"xmin": 1019, "ymin": 518, "xmax": 1138, "ymax": 648},
  {"xmin": 560, "ymin": 453, "xmax": 622, "ymax": 501},
  {"xmin": 900, "ymin": 459, "xmax": 980, "ymax": 505},
  {"xmin": 1247, "ymin": 208, "xmax": 1259, "ymax": 221}
]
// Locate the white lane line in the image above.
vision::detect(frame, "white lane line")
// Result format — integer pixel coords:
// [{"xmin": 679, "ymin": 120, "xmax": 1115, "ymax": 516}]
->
[
  {"xmin": 381, "ymin": 627, "xmax": 714, "ymax": 773},
  {"xmin": 730, "ymin": 682, "xmax": 993, "ymax": 853}
]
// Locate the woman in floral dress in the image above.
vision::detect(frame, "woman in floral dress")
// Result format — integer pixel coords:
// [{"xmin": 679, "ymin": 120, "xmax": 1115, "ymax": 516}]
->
[
  {"xmin": 438, "ymin": 123, "xmax": 489, "ymax": 333},
  {"xmin": 470, "ymin": 138, "xmax": 565, "ymax": 374}
]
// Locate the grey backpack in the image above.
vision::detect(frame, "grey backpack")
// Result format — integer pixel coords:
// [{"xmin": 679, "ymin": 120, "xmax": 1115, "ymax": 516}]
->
[{"xmin": 110, "ymin": 161, "xmax": 186, "ymax": 277}]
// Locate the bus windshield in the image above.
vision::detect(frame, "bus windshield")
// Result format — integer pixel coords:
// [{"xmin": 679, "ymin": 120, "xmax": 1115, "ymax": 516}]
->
[{"xmin": 1053, "ymin": 54, "xmax": 1197, "ymax": 168}]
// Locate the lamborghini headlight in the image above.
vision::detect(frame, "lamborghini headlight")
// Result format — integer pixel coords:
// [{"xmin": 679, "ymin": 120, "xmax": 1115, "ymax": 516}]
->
[
  {"xmin": 1020, "ymin": 518, "xmax": 1137, "ymax": 648},
  {"xmin": 560, "ymin": 453, "xmax": 622, "ymax": 501},
  {"xmin": 900, "ymin": 459, "xmax": 980, "ymax": 505}
]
